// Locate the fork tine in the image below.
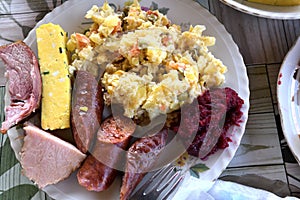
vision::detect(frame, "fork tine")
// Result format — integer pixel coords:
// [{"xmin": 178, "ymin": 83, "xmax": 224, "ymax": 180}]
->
[
  {"xmin": 150, "ymin": 163, "xmax": 174, "ymax": 184},
  {"xmin": 130, "ymin": 164, "xmax": 173, "ymax": 198},
  {"xmin": 160, "ymin": 173, "xmax": 184, "ymax": 200},
  {"xmin": 144, "ymin": 164, "xmax": 176, "ymax": 194},
  {"xmin": 157, "ymin": 170, "xmax": 181, "ymax": 192},
  {"xmin": 130, "ymin": 164, "xmax": 185, "ymax": 200}
]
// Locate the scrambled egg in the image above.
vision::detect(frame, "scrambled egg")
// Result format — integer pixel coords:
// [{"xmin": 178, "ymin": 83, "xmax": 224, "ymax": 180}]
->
[{"xmin": 67, "ymin": 1, "xmax": 227, "ymax": 120}]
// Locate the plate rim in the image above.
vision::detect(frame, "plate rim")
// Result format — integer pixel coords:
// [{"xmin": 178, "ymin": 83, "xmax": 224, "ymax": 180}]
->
[
  {"xmin": 6, "ymin": 0, "xmax": 250, "ymax": 199},
  {"xmin": 219, "ymin": 0, "xmax": 300, "ymax": 20},
  {"xmin": 277, "ymin": 36, "xmax": 300, "ymax": 165}
]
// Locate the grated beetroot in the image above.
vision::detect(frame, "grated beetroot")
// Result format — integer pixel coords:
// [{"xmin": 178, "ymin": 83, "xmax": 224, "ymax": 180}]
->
[{"xmin": 175, "ymin": 87, "xmax": 244, "ymax": 159}]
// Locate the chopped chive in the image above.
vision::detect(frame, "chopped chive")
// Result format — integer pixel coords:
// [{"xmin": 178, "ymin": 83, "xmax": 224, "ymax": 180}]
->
[
  {"xmin": 42, "ymin": 71, "xmax": 50, "ymax": 75},
  {"xmin": 83, "ymin": 29, "xmax": 89, "ymax": 34}
]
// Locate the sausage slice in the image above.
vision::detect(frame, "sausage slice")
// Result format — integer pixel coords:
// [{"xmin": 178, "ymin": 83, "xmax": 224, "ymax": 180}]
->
[
  {"xmin": 71, "ymin": 70, "xmax": 103, "ymax": 153},
  {"xmin": 77, "ymin": 115, "xmax": 135, "ymax": 192},
  {"xmin": 120, "ymin": 128, "xmax": 168, "ymax": 200}
]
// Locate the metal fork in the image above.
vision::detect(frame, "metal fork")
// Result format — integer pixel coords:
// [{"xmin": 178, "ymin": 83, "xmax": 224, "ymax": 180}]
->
[{"xmin": 130, "ymin": 164, "xmax": 185, "ymax": 200}]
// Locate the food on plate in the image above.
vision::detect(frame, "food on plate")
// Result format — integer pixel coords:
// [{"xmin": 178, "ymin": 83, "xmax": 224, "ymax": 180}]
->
[
  {"xmin": 5, "ymin": 0, "xmax": 246, "ymax": 196},
  {"xmin": 71, "ymin": 70, "xmax": 103, "ymax": 153},
  {"xmin": 248, "ymin": 0, "xmax": 300, "ymax": 6},
  {"xmin": 36, "ymin": 23, "xmax": 71, "ymax": 130},
  {"xmin": 174, "ymin": 87, "xmax": 244, "ymax": 159},
  {"xmin": 77, "ymin": 155, "xmax": 114, "ymax": 191},
  {"xmin": 77, "ymin": 116, "xmax": 135, "ymax": 192},
  {"xmin": 67, "ymin": 1, "xmax": 227, "ymax": 121},
  {"xmin": 0, "ymin": 41, "xmax": 42, "ymax": 133},
  {"xmin": 20, "ymin": 123, "xmax": 86, "ymax": 189},
  {"xmin": 120, "ymin": 128, "xmax": 168, "ymax": 200}
]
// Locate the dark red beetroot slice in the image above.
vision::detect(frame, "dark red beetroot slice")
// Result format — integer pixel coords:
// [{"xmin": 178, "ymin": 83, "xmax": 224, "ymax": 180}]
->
[
  {"xmin": 175, "ymin": 87, "xmax": 244, "ymax": 159},
  {"xmin": 71, "ymin": 70, "xmax": 103, "ymax": 153},
  {"xmin": 120, "ymin": 128, "xmax": 168, "ymax": 200},
  {"xmin": 0, "ymin": 41, "xmax": 42, "ymax": 133},
  {"xmin": 77, "ymin": 116, "xmax": 135, "ymax": 192}
]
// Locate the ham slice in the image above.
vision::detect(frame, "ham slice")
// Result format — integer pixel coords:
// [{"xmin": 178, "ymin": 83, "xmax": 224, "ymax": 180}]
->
[
  {"xmin": 20, "ymin": 123, "xmax": 86, "ymax": 188},
  {"xmin": 0, "ymin": 41, "xmax": 42, "ymax": 133}
]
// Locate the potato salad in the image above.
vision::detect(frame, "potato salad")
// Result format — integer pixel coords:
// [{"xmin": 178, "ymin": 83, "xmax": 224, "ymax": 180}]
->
[{"xmin": 67, "ymin": 1, "xmax": 227, "ymax": 120}]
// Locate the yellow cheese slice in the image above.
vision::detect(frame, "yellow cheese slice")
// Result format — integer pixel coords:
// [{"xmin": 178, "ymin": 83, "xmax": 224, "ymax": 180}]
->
[
  {"xmin": 36, "ymin": 23, "xmax": 71, "ymax": 130},
  {"xmin": 248, "ymin": 0, "xmax": 300, "ymax": 6}
]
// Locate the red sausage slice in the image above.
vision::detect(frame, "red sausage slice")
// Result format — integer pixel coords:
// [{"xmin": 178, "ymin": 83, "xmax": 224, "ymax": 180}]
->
[
  {"xmin": 120, "ymin": 128, "xmax": 168, "ymax": 200},
  {"xmin": 77, "ymin": 115, "xmax": 135, "ymax": 192},
  {"xmin": 71, "ymin": 70, "xmax": 103, "ymax": 153}
]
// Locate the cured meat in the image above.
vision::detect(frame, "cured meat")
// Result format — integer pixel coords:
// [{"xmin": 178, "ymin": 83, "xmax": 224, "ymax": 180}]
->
[
  {"xmin": 71, "ymin": 70, "xmax": 103, "ymax": 153},
  {"xmin": 0, "ymin": 41, "xmax": 42, "ymax": 133},
  {"xmin": 20, "ymin": 123, "xmax": 86, "ymax": 188},
  {"xmin": 77, "ymin": 116, "xmax": 135, "ymax": 192},
  {"xmin": 120, "ymin": 129, "xmax": 168, "ymax": 200}
]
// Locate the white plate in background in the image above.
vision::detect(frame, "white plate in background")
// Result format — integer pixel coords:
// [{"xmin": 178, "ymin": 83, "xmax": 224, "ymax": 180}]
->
[
  {"xmin": 278, "ymin": 36, "xmax": 300, "ymax": 165},
  {"xmin": 220, "ymin": 0, "xmax": 300, "ymax": 19}
]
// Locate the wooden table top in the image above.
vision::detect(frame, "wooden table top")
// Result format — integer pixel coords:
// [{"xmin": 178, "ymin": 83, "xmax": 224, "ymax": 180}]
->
[{"xmin": 0, "ymin": 0, "xmax": 300, "ymax": 199}]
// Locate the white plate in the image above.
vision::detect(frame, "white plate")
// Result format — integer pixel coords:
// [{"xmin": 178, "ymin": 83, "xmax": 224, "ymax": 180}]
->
[
  {"xmin": 7, "ymin": 0, "xmax": 250, "ymax": 199},
  {"xmin": 277, "ymin": 36, "xmax": 300, "ymax": 164},
  {"xmin": 220, "ymin": 0, "xmax": 300, "ymax": 19}
]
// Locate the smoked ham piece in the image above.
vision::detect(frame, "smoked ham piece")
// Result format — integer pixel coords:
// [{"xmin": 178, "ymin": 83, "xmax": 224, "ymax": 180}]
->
[
  {"xmin": 120, "ymin": 129, "xmax": 168, "ymax": 200},
  {"xmin": 20, "ymin": 123, "xmax": 86, "ymax": 188},
  {"xmin": 0, "ymin": 41, "xmax": 42, "ymax": 133}
]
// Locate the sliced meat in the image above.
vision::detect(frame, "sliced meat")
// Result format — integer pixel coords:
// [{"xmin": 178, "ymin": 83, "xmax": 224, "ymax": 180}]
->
[
  {"xmin": 20, "ymin": 123, "xmax": 86, "ymax": 189},
  {"xmin": 77, "ymin": 116, "xmax": 135, "ymax": 192},
  {"xmin": 76, "ymin": 155, "xmax": 115, "ymax": 192},
  {"xmin": 71, "ymin": 70, "xmax": 103, "ymax": 153},
  {"xmin": 0, "ymin": 41, "xmax": 42, "ymax": 133},
  {"xmin": 120, "ymin": 128, "xmax": 168, "ymax": 200}
]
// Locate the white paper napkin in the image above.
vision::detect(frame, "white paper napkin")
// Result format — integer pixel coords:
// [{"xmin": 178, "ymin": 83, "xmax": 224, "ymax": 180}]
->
[{"xmin": 172, "ymin": 175, "xmax": 299, "ymax": 200}]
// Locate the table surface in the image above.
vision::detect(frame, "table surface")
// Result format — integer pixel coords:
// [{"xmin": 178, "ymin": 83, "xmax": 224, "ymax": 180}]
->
[{"xmin": 0, "ymin": 0, "xmax": 300, "ymax": 199}]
